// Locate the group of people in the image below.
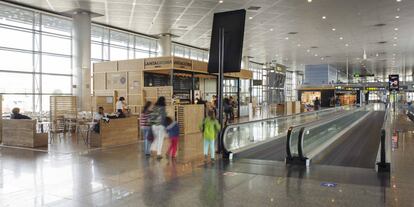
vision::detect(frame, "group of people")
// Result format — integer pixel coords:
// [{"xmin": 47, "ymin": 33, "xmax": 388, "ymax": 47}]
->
[
  {"xmin": 139, "ymin": 96, "xmax": 221, "ymax": 161},
  {"xmin": 209, "ymin": 95, "xmax": 237, "ymax": 125}
]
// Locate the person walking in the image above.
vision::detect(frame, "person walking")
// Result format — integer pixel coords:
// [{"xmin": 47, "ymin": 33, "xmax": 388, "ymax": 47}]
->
[
  {"xmin": 223, "ymin": 98, "xmax": 232, "ymax": 125},
  {"xmin": 165, "ymin": 116, "xmax": 179, "ymax": 159},
  {"xmin": 200, "ymin": 110, "xmax": 221, "ymax": 162},
  {"xmin": 150, "ymin": 97, "xmax": 167, "ymax": 159},
  {"xmin": 140, "ymin": 101, "xmax": 153, "ymax": 156},
  {"xmin": 313, "ymin": 97, "xmax": 321, "ymax": 111}
]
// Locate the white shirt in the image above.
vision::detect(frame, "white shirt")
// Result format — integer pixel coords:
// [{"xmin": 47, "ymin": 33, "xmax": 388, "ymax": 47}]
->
[
  {"xmin": 94, "ymin": 112, "xmax": 103, "ymax": 122},
  {"xmin": 116, "ymin": 101, "xmax": 124, "ymax": 110}
]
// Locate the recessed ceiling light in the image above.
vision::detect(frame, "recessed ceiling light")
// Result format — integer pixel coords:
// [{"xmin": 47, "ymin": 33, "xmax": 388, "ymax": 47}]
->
[
  {"xmin": 376, "ymin": 53, "xmax": 379, "ymax": 57},
  {"xmin": 249, "ymin": 16, "xmax": 253, "ymax": 20},
  {"xmin": 270, "ymin": 28, "xmax": 274, "ymax": 31},
  {"xmin": 339, "ymin": 37, "xmax": 343, "ymax": 40},
  {"xmin": 397, "ymin": 8, "xmax": 400, "ymax": 11},
  {"xmin": 285, "ymin": 37, "xmax": 289, "ymax": 40},
  {"xmin": 297, "ymin": 44, "xmax": 301, "ymax": 47},
  {"xmin": 219, "ymin": 0, "xmax": 224, "ymax": 3},
  {"xmin": 345, "ymin": 44, "xmax": 349, "ymax": 47},
  {"xmin": 393, "ymin": 43, "xmax": 397, "ymax": 46},
  {"xmin": 307, "ymin": 49, "xmax": 311, "ymax": 52},
  {"xmin": 396, "ymin": 0, "xmax": 402, "ymax": 2},
  {"xmin": 393, "ymin": 53, "xmax": 396, "ymax": 56},
  {"xmin": 395, "ymin": 16, "xmax": 400, "ymax": 19},
  {"xmin": 321, "ymin": 57, "xmax": 324, "ymax": 60},
  {"xmin": 308, "ymin": 0, "xmax": 312, "ymax": 2},
  {"xmin": 322, "ymin": 16, "xmax": 326, "ymax": 19},
  {"xmin": 314, "ymin": 54, "xmax": 318, "ymax": 57},
  {"xmin": 332, "ymin": 28, "xmax": 336, "ymax": 31},
  {"xmin": 394, "ymin": 36, "xmax": 398, "ymax": 40},
  {"xmin": 394, "ymin": 28, "xmax": 399, "ymax": 31}
]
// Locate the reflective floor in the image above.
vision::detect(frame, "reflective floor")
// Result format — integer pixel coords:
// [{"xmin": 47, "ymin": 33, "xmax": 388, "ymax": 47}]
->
[{"xmin": 0, "ymin": 108, "xmax": 413, "ymax": 206}]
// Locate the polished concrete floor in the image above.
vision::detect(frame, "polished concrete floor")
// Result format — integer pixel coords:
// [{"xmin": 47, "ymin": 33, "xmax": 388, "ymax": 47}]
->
[{"xmin": 0, "ymin": 108, "xmax": 413, "ymax": 206}]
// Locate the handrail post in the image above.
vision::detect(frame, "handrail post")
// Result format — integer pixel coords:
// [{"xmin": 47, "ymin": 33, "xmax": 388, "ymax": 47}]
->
[{"xmin": 377, "ymin": 129, "xmax": 390, "ymax": 172}]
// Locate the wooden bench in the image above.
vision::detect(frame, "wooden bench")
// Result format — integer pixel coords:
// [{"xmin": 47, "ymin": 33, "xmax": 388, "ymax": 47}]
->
[
  {"xmin": 2, "ymin": 119, "xmax": 48, "ymax": 148},
  {"xmin": 90, "ymin": 116, "xmax": 139, "ymax": 148}
]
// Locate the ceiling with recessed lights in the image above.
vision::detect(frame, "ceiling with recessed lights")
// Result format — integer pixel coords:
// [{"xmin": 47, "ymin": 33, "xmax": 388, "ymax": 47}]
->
[{"xmin": 5, "ymin": 0, "xmax": 414, "ymax": 77}]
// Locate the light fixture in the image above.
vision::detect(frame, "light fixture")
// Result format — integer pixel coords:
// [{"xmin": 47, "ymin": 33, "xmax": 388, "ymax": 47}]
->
[
  {"xmin": 332, "ymin": 28, "xmax": 336, "ymax": 31},
  {"xmin": 285, "ymin": 37, "xmax": 289, "ymax": 40},
  {"xmin": 345, "ymin": 43, "xmax": 349, "ymax": 47},
  {"xmin": 376, "ymin": 53, "xmax": 379, "ymax": 57},
  {"xmin": 307, "ymin": 49, "xmax": 311, "ymax": 52},
  {"xmin": 394, "ymin": 28, "xmax": 399, "ymax": 31},
  {"xmin": 394, "ymin": 36, "xmax": 398, "ymax": 40},
  {"xmin": 219, "ymin": 0, "xmax": 224, "ymax": 3},
  {"xmin": 321, "ymin": 57, "xmax": 324, "ymax": 60},
  {"xmin": 322, "ymin": 16, "xmax": 326, "ymax": 19},
  {"xmin": 339, "ymin": 37, "xmax": 343, "ymax": 40},
  {"xmin": 397, "ymin": 8, "xmax": 400, "ymax": 11},
  {"xmin": 249, "ymin": 16, "xmax": 253, "ymax": 20},
  {"xmin": 395, "ymin": 15, "xmax": 400, "ymax": 19},
  {"xmin": 297, "ymin": 44, "xmax": 301, "ymax": 47},
  {"xmin": 393, "ymin": 43, "xmax": 397, "ymax": 46},
  {"xmin": 308, "ymin": 0, "xmax": 312, "ymax": 2},
  {"xmin": 314, "ymin": 54, "xmax": 318, "ymax": 57},
  {"xmin": 393, "ymin": 53, "xmax": 396, "ymax": 56},
  {"xmin": 396, "ymin": 0, "xmax": 402, "ymax": 2},
  {"xmin": 270, "ymin": 28, "xmax": 274, "ymax": 31}
]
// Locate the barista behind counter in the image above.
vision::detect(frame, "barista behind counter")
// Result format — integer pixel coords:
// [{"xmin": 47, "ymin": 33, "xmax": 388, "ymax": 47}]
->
[{"xmin": 116, "ymin": 97, "xmax": 129, "ymax": 118}]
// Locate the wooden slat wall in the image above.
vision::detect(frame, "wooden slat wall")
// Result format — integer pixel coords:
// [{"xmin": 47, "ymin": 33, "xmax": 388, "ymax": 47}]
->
[
  {"xmin": 50, "ymin": 96, "xmax": 77, "ymax": 121},
  {"xmin": 176, "ymin": 105, "xmax": 204, "ymax": 134}
]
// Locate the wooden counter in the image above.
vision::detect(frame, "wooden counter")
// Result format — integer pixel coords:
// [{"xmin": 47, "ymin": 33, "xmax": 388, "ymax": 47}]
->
[
  {"xmin": 2, "ymin": 119, "xmax": 48, "ymax": 148},
  {"xmin": 90, "ymin": 116, "xmax": 139, "ymax": 148}
]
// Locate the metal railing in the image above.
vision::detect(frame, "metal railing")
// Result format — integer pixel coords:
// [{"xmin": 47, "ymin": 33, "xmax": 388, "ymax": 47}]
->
[{"xmin": 376, "ymin": 104, "xmax": 391, "ymax": 172}]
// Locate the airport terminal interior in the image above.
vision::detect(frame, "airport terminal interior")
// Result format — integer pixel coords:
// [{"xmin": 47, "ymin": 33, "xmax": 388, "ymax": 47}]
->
[{"xmin": 1, "ymin": 0, "xmax": 414, "ymax": 206}]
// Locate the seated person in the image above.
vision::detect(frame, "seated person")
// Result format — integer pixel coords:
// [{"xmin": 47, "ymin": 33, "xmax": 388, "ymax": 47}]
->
[
  {"xmin": 93, "ymin": 107, "xmax": 108, "ymax": 133},
  {"xmin": 10, "ymin": 107, "xmax": 31, "ymax": 120}
]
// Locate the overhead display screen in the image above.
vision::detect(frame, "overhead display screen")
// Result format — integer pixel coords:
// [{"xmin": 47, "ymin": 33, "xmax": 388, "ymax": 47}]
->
[{"xmin": 388, "ymin": 74, "xmax": 399, "ymax": 91}]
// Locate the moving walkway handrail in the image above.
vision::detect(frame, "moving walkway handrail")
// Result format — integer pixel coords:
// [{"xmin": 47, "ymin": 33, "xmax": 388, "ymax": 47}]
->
[
  {"xmin": 377, "ymin": 103, "xmax": 391, "ymax": 172},
  {"xmin": 286, "ymin": 105, "xmax": 363, "ymax": 163},
  {"xmin": 221, "ymin": 106, "xmax": 350, "ymax": 156}
]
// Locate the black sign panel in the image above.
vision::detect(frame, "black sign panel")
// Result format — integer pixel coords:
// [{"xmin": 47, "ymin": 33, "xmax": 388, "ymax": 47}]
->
[
  {"xmin": 389, "ymin": 74, "xmax": 399, "ymax": 91},
  {"xmin": 208, "ymin": 10, "xmax": 246, "ymax": 73}
]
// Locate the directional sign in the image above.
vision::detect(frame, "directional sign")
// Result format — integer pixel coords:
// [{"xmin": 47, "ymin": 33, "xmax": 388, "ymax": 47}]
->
[{"xmin": 320, "ymin": 182, "xmax": 337, "ymax": 188}]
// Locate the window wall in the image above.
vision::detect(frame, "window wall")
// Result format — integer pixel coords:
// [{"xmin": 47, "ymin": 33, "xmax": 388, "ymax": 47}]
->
[
  {"xmin": 172, "ymin": 43, "xmax": 209, "ymax": 62},
  {"xmin": 250, "ymin": 62, "xmax": 264, "ymax": 104},
  {"xmin": 91, "ymin": 25, "xmax": 157, "ymax": 63},
  {"xmin": 0, "ymin": 3, "xmax": 72, "ymax": 113}
]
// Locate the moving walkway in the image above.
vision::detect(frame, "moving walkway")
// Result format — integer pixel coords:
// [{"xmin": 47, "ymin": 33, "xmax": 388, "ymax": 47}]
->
[{"xmin": 221, "ymin": 104, "xmax": 391, "ymax": 172}]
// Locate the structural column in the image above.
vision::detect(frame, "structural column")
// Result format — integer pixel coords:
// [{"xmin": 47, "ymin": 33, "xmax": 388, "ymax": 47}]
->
[
  {"xmin": 72, "ymin": 10, "xmax": 91, "ymax": 111},
  {"xmin": 242, "ymin": 56, "xmax": 250, "ymax": 69},
  {"xmin": 158, "ymin": 34, "xmax": 172, "ymax": 57}
]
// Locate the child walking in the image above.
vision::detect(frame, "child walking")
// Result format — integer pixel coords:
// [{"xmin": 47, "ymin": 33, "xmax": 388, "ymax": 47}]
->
[
  {"xmin": 165, "ymin": 116, "xmax": 180, "ymax": 158},
  {"xmin": 200, "ymin": 110, "xmax": 221, "ymax": 162}
]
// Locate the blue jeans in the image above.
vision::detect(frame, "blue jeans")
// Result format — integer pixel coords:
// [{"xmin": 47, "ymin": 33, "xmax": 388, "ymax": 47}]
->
[
  {"xmin": 204, "ymin": 139, "xmax": 215, "ymax": 159},
  {"xmin": 141, "ymin": 127, "xmax": 151, "ymax": 155}
]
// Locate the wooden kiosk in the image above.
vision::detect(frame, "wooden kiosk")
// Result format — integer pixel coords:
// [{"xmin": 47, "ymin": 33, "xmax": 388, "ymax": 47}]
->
[{"xmin": 92, "ymin": 56, "xmax": 252, "ymax": 136}]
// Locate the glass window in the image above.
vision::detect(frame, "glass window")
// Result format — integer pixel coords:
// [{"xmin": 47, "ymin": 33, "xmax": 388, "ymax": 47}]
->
[
  {"xmin": 42, "ymin": 55, "xmax": 71, "ymax": 74},
  {"xmin": 135, "ymin": 50, "xmax": 150, "ymax": 58},
  {"xmin": 92, "ymin": 43, "xmax": 103, "ymax": 59},
  {"xmin": 0, "ymin": 4, "xmax": 34, "ymax": 29},
  {"xmin": 0, "ymin": 49, "xmax": 33, "ymax": 72},
  {"xmin": 42, "ymin": 34, "xmax": 71, "ymax": 55},
  {"xmin": 110, "ymin": 30, "xmax": 129, "ymax": 47},
  {"xmin": 2, "ymin": 94, "xmax": 33, "ymax": 114},
  {"xmin": 110, "ymin": 46, "xmax": 128, "ymax": 61},
  {"xmin": 0, "ymin": 27, "xmax": 33, "ymax": 50},
  {"xmin": 0, "ymin": 72, "xmax": 33, "ymax": 93},
  {"xmin": 41, "ymin": 14, "xmax": 72, "ymax": 36},
  {"xmin": 42, "ymin": 75, "xmax": 72, "ymax": 94}
]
